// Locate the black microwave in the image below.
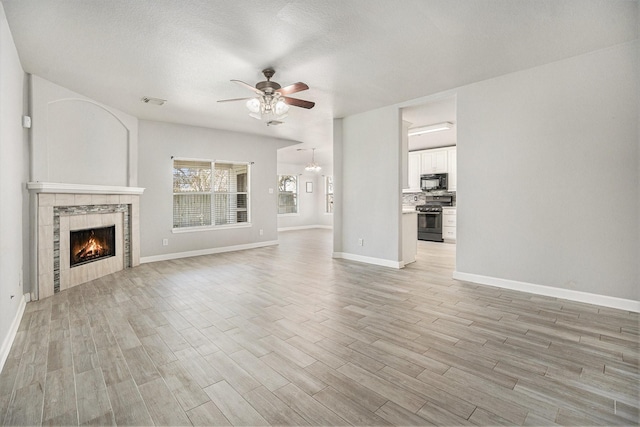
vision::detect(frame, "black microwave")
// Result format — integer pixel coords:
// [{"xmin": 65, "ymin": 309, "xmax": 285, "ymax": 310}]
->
[{"xmin": 420, "ymin": 173, "xmax": 448, "ymax": 192}]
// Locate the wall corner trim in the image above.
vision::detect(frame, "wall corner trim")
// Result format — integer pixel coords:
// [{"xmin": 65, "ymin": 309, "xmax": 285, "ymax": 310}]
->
[
  {"xmin": 333, "ymin": 252, "xmax": 403, "ymax": 269},
  {"xmin": 0, "ymin": 294, "xmax": 28, "ymax": 373},
  {"xmin": 452, "ymin": 271, "xmax": 640, "ymax": 313}
]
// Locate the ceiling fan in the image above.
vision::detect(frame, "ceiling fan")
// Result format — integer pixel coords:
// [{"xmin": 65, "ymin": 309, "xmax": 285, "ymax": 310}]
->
[{"xmin": 218, "ymin": 68, "xmax": 315, "ymax": 125}]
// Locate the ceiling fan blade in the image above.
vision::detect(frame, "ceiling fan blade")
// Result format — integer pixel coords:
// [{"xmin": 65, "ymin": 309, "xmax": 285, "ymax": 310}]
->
[
  {"xmin": 217, "ymin": 97, "xmax": 253, "ymax": 103},
  {"xmin": 276, "ymin": 82, "xmax": 309, "ymax": 96},
  {"xmin": 283, "ymin": 96, "xmax": 315, "ymax": 109},
  {"xmin": 231, "ymin": 79, "xmax": 264, "ymax": 95}
]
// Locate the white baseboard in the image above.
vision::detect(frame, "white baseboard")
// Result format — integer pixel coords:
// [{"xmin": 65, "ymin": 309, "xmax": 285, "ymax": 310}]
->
[
  {"xmin": 0, "ymin": 293, "xmax": 27, "ymax": 373},
  {"xmin": 140, "ymin": 240, "xmax": 279, "ymax": 264},
  {"xmin": 333, "ymin": 252, "xmax": 403, "ymax": 269},
  {"xmin": 453, "ymin": 271, "xmax": 640, "ymax": 313},
  {"xmin": 278, "ymin": 225, "xmax": 333, "ymax": 231}
]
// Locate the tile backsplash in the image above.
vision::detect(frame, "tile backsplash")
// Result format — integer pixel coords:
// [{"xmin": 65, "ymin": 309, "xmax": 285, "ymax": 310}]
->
[{"xmin": 402, "ymin": 191, "xmax": 456, "ymax": 207}]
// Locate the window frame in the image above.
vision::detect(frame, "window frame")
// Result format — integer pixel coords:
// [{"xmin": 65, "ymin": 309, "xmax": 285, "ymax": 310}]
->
[
  {"xmin": 277, "ymin": 174, "xmax": 299, "ymax": 216},
  {"xmin": 172, "ymin": 157, "xmax": 251, "ymax": 233},
  {"xmin": 325, "ymin": 175, "xmax": 334, "ymax": 214}
]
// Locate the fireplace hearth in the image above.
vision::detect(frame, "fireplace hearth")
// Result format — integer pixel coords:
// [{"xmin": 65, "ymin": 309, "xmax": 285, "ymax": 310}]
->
[{"xmin": 70, "ymin": 225, "xmax": 116, "ymax": 267}]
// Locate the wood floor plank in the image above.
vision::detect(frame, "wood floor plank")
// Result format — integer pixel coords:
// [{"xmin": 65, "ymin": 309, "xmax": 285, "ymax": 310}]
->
[
  {"xmin": 138, "ymin": 377, "xmax": 192, "ymax": 426},
  {"xmin": 259, "ymin": 335, "xmax": 317, "ymax": 368},
  {"xmin": 204, "ymin": 351, "xmax": 261, "ymax": 395},
  {"xmin": 4, "ymin": 382, "xmax": 44, "ymax": 426},
  {"xmin": 260, "ymin": 352, "xmax": 327, "ymax": 395},
  {"xmin": 203, "ymin": 380, "xmax": 269, "ymax": 426},
  {"xmin": 186, "ymin": 401, "xmax": 232, "ymax": 426},
  {"xmin": 42, "ymin": 366, "xmax": 76, "ymax": 423},
  {"xmin": 243, "ymin": 386, "xmax": 310, "ymax": 426},
  {"xmin": 106, "ymin": 378, "xmax": 154, "ymax": 426},
  {"xmin": 416, "ymin": 365, "xmax": 529, "ymax": 424},
  {"xmin": 273, "ymin": 382, "xmax": 348, "ymax": 426},
  {"xmin": 337, "ymin": 363, "xmax": 426, "ymax": 413},
  {"xmin": 173, "ymin": 349, "xmax": 223, "ymax": 388},
  {"xmin": 121, "ymin": 345, "xmax": 160, "ymax": 386},
  {"xmin": 156, "ymin": 361, "xmax": 210, "ymax": 411},
  {"xmin": 313, "ymin": 386, "xmax": 391, "ymax": 426},
  {"xmin": 140, "ymin": 333, "xmax": 177, "ymax": 366},
  {"xmin": 227, "ymin": 349, "xmax": 289, "ymax": 392},
  {"xmin": 416, "ymin": 400, "xmax": 474, "ymax": 426},
  {"xmin": 75, "ymin": 368, "xmax": 112, "ymax": 425},
  {"xmin": 375, "ymin": 364, "xmax": 477, "ymax": 419},
  {"xmin": 374, "ymin": 401, "xmax": 434, "ymax": 426},
  {"xmin": 305, "ymin": 361, "xmax": 388, "ymax": 413},
  {"xmin": 2, "ymin": 229, "xmax": 638, "ymax": 427}
]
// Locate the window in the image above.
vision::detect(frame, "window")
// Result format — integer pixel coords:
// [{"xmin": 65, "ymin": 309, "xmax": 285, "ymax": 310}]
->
[
  {"xmin": 278, "ymin": 175, "xmax": 298, "ymax": 214},
  {"xmin": 325, "ymin": 175, "xmax": 334, "ymax": 213},
  {"xmin": 173, "ymin": 159, "xmax": 249, "ymax": 229}
]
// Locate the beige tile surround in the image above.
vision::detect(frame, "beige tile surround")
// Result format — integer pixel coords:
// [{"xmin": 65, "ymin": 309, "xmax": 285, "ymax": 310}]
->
[
  {"xmin": 61, "ymin": 212, "xmax": 124, "ymax": 291},
  {"xmin": 34, "ymin": 191, "xmax": 141, "ymax": 300}
]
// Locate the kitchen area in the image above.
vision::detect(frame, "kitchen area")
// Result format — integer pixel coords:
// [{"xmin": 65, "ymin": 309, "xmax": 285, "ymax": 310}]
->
[{"xmin": 401, "ymin": 96, "xmax": 457, "ymax": 265}]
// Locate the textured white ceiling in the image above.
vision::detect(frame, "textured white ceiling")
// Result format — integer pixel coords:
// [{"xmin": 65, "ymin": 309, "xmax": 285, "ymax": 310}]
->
[{"xmin": 2, "ymin": 0, "xmax": 637, "ymax": 166}]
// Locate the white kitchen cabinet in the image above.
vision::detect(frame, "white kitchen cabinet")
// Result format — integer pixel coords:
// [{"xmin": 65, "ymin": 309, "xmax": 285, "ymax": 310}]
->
[
  {"xmin": 405, "ymin": 146, "xmax": 455, "ymax": 193},
  {"xmin": 407, "ymin": 152, "xmax": 421, "ymax": 191},
  {"xmin": 420, "ymin": 149, "xmax": 447, "ymax": 174},
  {"xmin": 442, "ymin": 207, "xmax": 456, "ymax": 242},
  {"xmin": 446, "ymin": 147, "xmax": 457, "ymax": 191}
]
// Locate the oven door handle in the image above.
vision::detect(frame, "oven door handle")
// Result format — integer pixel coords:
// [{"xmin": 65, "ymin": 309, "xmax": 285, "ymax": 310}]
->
[{"xmin": 418, "ymin": 212, "xmax": 441, "ymax": 215}]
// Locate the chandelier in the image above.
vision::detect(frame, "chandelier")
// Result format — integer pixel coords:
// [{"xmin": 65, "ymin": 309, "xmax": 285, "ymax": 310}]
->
[{"xmin": 305, "ymin": 148, "xmax": 321, "ymax": 172}]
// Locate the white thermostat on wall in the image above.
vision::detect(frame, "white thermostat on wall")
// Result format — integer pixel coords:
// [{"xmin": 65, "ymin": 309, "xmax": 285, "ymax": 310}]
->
[{"xmin": 22, "ymin": 115, "xmax": 31, "ymax": 128}]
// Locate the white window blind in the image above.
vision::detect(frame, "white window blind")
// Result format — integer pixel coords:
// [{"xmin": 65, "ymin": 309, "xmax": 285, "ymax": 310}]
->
[
  {"xmin": 214, "ymin": 163, "xmax": 249, "ymax": 225},
  {"xmin": 173, "ymin": 159, "xmax": 249, "ymax": 229},
  {"xmin": 278, "ymin": 175, "xmax": 297, "ymax": 214}
]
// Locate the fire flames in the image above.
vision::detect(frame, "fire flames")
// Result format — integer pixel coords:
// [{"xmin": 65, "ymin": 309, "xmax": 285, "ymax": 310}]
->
[{"xmin": 74, "ymin": 232, "xmax": 105, "ymax": 262}]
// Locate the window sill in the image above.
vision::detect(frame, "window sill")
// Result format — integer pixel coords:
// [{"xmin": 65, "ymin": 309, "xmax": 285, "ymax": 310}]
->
[
  {"xmin": 278, "ymin": 213, "xmax": 300, "ymax": 217},
  {"xmin": 172, "ymin": 223, "xmax": 252, "ymax": 233}
]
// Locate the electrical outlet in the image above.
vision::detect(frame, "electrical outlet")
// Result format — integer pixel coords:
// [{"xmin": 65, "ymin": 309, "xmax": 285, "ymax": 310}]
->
[
  {"xmin": 358, "ymin": 238, "xmax": 364, "ymax": 246},
  {"xmin": 259, "ymin": 229, "xmax": 263, "ymax": 236},
  {"xmin": 162, "ymin": 238, "xmax": 168, "ymax": 246}
]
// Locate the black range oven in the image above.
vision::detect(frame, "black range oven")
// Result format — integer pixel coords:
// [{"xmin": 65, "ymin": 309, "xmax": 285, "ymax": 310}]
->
[{"xmin": 416, "ymin": 195, "xmax": 453, "ymax": 242}]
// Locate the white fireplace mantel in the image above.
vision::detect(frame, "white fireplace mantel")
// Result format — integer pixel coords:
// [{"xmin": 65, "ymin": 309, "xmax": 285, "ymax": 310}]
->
[{"xmin": 27, "ymin": 182, "xmax": 145, "ymax": 195}]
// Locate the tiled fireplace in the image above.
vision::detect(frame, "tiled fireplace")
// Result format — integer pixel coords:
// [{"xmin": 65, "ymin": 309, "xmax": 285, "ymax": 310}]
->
[{"xmin": 28, "ymin": 183, "xmax": 144, "ymax": 300}]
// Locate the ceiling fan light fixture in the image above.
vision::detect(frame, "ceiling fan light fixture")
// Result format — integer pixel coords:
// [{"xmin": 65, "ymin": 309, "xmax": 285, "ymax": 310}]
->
[
  {"xmin": 246, "ymin": 98, "xmax": 261, "ymax": 113},
  {"xmin": 219, "ymin": 68, "xmax": 315, "ymax": 126},
  {"xmin": 246, "ymin": 95, "xmax": 289, "ymax": 122},
  {"xmin": 408, "ymin": 121, "xmax": 454, "ymax": 136},
  {"xmin": 275, "ymin": 99, "xmax": 289, "ymax": 116}
]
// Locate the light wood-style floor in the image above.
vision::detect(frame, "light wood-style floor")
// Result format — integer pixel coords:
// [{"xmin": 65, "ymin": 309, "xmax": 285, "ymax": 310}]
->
[{"xmin": 1, "ymin": 229, "xmax": 638, "ymax": 426}]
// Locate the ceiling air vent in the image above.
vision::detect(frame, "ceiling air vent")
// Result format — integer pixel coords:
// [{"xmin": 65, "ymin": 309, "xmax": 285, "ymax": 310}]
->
[{"xmin": 141, "ymin": 96, "xmax": 167, "ymax": 106}]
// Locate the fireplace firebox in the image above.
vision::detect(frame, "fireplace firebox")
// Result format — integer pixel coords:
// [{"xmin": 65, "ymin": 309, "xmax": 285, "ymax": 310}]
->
[{"xmin": 70, "ymin": 225, "xmax": 116, "ymax": 267}]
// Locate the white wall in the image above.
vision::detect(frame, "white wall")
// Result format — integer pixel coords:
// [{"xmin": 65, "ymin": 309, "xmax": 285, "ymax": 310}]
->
[
  {"xmin": 455, "ymin": 41, "xmax": 639, "ymax": 301},
  {"xmin": 0, "ymin": 3, "xmax": 28, "ymax": 367},
  {"xmin": 276, "ymin": 162, "xmax": 333, "ymax": 230},
  {"xmin": 138, "ymin": 120, "xmax": 296, "ymax": 259},
  {"xmin": 335, "ymin": 105, "xmax": 402, "ymax": 264},
  {"xmin": 30, "ymin": 75, "xmax": 138, "ymax": 186},
  {"xmin": 337, "ymin": 41, "xmax": 638, "ymax": 303}
]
